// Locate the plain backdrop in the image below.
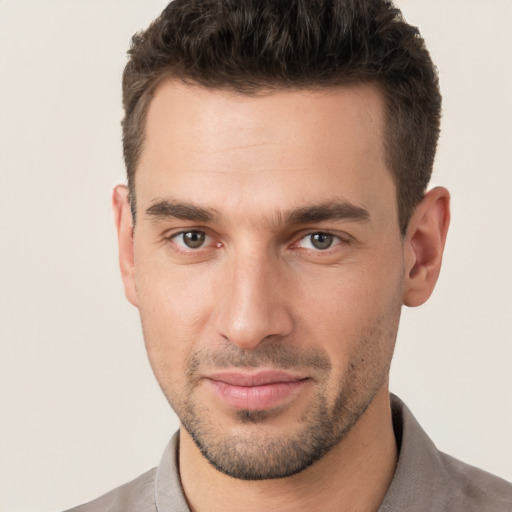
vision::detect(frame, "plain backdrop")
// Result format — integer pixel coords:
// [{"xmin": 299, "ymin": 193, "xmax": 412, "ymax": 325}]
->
[{"xmin": 1, "ymin": 1, "xmax": 511, "ymax": 510}]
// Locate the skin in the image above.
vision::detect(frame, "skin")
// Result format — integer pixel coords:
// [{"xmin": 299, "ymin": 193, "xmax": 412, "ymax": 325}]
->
[{"xmin": 113, "ymin": 82, "xmax": 450, "ymax": 512}]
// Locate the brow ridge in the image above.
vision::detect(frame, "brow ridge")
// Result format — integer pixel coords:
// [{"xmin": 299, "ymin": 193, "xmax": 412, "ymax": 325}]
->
[
  {"xmin": 284, "ymin": 201, "xmax": 370, "ymax": 225},
  {"xmin": 145, "ymin": 200, "xmax": 219, "ymax": 222},
  {"xmin": 145, "ymin": 199, "xmax": 369, "ymax": 226}
]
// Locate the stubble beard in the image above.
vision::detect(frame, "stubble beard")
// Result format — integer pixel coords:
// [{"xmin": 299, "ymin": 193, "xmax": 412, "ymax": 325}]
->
[{"xmin": 167, "ymin": 335, "xmax": 395, "ymax": 481}]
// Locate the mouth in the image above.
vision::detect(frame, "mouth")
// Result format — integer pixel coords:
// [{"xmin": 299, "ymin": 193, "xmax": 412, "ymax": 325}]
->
[{"xmin": 204, "ymin": 370, "xmax": 310, "ymax": 411}]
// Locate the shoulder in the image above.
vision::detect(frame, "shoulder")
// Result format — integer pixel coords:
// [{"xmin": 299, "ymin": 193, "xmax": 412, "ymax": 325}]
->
[
  {"xmin": 63, "ymin": 467, "xmax": 157, "ymax": 512},
  {"xmin": 61, "ymin": 433, "xmax": 188, "ymax": 512},
  {"xmin": 382, "ymin": 395, "xmax": 512, "ymax": 512},
  {"xmin": 439, "ymin": 452, "xmax": 512, "ymax": 511}
]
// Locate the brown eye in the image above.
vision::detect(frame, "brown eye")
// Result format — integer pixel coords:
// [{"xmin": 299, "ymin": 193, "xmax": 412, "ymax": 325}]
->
[{"xmin": 177, "ymin": 231, "xmax": 207, "ymax": 249}]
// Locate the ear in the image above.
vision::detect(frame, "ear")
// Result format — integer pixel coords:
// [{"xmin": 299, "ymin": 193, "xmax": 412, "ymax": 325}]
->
[
  {"xmin": 112, "ymin": 185, "xmax": 137, "ymax": 307},
  {"xmin": 403, "ymin": 187, "xmax": 451, "ymax": 307}
]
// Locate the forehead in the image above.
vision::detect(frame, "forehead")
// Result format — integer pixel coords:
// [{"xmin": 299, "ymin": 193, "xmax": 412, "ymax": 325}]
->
[{"xmin": 136, "ymin": 81, "xmax": 396, "ymax": 227}]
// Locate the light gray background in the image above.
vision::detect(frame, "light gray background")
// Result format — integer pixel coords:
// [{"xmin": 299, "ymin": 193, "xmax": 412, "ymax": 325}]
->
[{"xmin": 1, "ymin": 1, "xmax": 511, "ymax": 511}]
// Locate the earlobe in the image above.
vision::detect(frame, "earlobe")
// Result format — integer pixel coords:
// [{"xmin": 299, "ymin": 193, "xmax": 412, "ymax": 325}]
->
[
  {"xmin": 403, "ymin": 187, "xmax": 451, "ymax": 307},
  {"xmin": 112, "ymin": 185, "xmax": 138, "ymax": 307}
]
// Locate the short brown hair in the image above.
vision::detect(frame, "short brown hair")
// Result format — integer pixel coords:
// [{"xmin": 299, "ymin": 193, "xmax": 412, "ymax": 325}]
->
[{"xmin": 122, "ymin": 0, "xmax": 441, "ymax": 233}]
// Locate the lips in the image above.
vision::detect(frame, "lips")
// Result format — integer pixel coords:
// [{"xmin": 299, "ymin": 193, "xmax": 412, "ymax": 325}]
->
[{"xmin": 204, "ymin": 370, "xmax": 309, "ymax": 411}]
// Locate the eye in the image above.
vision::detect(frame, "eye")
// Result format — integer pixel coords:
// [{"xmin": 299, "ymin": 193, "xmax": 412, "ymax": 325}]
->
[
  {"xmin": 296, "ymin": 232, "xmax": 341, "ymax": 250},
  {"xmin": 172, "ymin": 230, "xmax": 210, "ymax": 250}
]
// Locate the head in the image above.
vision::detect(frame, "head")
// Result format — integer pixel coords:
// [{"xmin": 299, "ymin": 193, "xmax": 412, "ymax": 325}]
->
[{"xmin": 114, "ymin": 0, "xmax": 449, "ymax": 481}]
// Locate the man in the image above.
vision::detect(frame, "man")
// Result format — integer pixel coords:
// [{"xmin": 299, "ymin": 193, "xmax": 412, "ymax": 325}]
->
[{"xmin": 68, "ymin": 0, "xmax": 512, "ymax": 510}]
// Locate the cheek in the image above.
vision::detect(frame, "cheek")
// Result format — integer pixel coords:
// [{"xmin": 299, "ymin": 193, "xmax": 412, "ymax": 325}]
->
[
  {"xmin": 133, "ymin": 256, "xmax": 217, "ymax": 383},
  {"xmin": 293, "ymin": 255, "xmax": 403, "ymax": 367},
  {"xmin": 295, "ymin": 264, "xmax": 392, "ymax": 325},
  {"xmin": 136, "ymin": 241, "xmax": 214, "ymax": 326}
]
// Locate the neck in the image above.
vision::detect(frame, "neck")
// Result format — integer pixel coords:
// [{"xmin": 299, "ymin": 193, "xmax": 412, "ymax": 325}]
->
[{"xmin": 179, "ymin": 387, "xmax": 397, "ymax": 512}]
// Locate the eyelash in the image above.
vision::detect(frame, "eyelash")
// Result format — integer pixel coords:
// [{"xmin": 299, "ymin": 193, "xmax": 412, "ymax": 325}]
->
[
  {"xmin": 165, "ymin": 229, "xmax": 348, "ymax": 254},
  {"xmin": 293, "ymin": 232, "xmax": 344, "ymax": 251},
  {"xmin": 167, "ymin": 230, "xmax": 219, "ymax": 252}
]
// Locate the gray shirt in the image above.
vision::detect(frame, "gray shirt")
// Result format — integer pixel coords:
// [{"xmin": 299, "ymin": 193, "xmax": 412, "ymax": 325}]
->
[{"xmin": 65, "ymin": 395, "xmax": 512, "ymax": 511}]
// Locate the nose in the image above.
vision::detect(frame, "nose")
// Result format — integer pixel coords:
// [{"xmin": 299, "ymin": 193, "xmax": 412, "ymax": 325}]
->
[{"xmin": 214, "ymin": 252, "xmax": 294, "ymax": 350}]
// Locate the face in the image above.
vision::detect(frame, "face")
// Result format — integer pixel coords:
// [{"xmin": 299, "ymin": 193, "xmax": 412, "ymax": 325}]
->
[{"xmin": 125, "ymin": 82, "xmax": 406, "ymax": 479}]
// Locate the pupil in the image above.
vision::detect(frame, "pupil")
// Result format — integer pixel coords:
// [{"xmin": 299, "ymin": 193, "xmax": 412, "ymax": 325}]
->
[
  {"xmin": 184, "ymin": 231, "xmax": 205, "ymax": 248},
  {"xmin": 311, "ymin": 233, "xmax": 332, "ymax": 250}
]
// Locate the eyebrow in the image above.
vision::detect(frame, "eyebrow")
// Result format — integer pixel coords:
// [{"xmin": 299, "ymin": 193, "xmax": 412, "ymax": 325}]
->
[
  {"xmin": 145, "ymin": 200, "xmax": 219, "ymax": 222},
  {"xmin": 284, "ymin": 202, "xmax": 370, "ymax": 225},
  {"xmin": 145, "ymin": 199, "xmax": 369, "ymax": 225}
]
